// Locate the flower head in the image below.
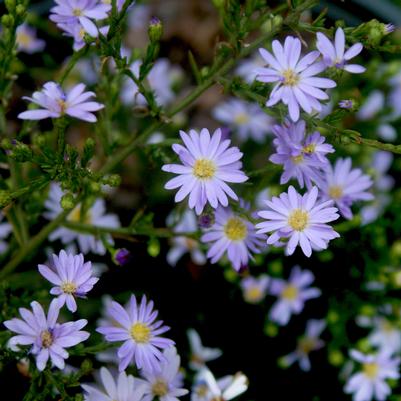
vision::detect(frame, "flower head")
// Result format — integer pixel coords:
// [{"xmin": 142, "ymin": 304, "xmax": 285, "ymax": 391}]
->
[
  {"xmin": 187, "ymin": 329, "xmax": 222, "ymax": 370},
  {"xmin": 16, "ymin": 24, "xmax": 45, "ymax": 54},
  {"xmin": 256, "ymin": 36, "xmax": 336, "ymax": 121},
  {"xmin": 240, "ymin": 275, "xmax": 270, "ymax": 304},
  {"xmin": 201, "ymin": 206, "xmax": 265, "ymax": 271},
  {"xmin": 4, "ymin": 299, "xmax": 89, "ymax": 371},
  {"xmin": 339, "ymin": 99, "xmax": 354, "ymax": 109},
  {"xmin": 368, "ymin": 317, "xmax": 401, "ymax": 355},
  {"xmin": 256, "ymin": 186, "xmax": 340, "ymax": 257},
  {"xmin": 317, "ymin": 28, "xmax": 366, "ymax": 73},
  {"xmin": 97, "ymin": 295, "xmax": 174, "ymax": 372},
  {"xmin": 162, "ymin": 129, "xmax": 248, "ymax": 215},
  {"xmin": 18, "ymin": 82, "xmax": 104, "ymax": 122},
  {"xmin": 269, "ymin": 266, "xmax": 321, "ymax": 326},
  {"xmin": 38, "ymin": 250, "xmax": 98, "ymax": 312}
]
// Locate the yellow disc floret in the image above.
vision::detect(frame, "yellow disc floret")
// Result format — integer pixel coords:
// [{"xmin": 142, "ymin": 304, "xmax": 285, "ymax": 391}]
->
[
  {"xmin": 224, "ymin": 217, "xmax": 248, "ymax": 241},
  {"xmin": 282, "ymin": 69, "xmax": 300, "ymax": 86},
  {"xmin": 281, "ymin": 285, "xmax": 299, "ymax": 300},
  {"xmin": 130, "ymin": 322, "xmax": 151, "ymax": 343},
  {"xmin": 193, "ymin": 159, "xmax": 216, "ymax": 180},
  {"xmin": 288, "ymin": 209, "xmax": 309, "ymax": 231}
]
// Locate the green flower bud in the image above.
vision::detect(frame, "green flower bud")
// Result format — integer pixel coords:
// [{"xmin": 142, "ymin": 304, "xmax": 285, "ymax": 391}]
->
[
  {"xmin": 147, "ymin": 237, "xmax": 160, "ymax": 257},
  {"xmin": 102, "ymin": 174, "xmax": 121, "ymax": 187},
  {"xmin": 80, "ymin": 359, "xmax": 92, "ymax": 374},
  {"xmin": 264, "ymin": 322, "xmax": 278, "ymax": 337},
  {"xmin": 1, "ymin": 14, "xmax": 14, "ymax": 28},
  {"xmin": 148, "ymin": 17, "xmax": 163, "ymax": 42},
  {"xmin": 89, "ymin": 181, "xmax": 101, "ymax": 193},
  {"xmin": 328, "ymin": 350, "xmax": 344, "ymax": 366},
  {"xmin": 15, "ymin": 4, "xmax": 26, "ymax": 17},
  {"xmin": 5, "ymin": 0, "xmax": 16, "ymax": 12},
  {"xmin": 60, "ymin": 193, "xmax": 75, "ymax": 210}
]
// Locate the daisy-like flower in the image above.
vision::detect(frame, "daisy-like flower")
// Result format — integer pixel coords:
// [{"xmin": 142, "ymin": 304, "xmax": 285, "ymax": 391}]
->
[
  {"xmin": 138, "ymin": 346, "xmax": 188, "ymax": 401},
  {"xmin": 319, "ymin": 158, "xmax": 374, "ymax": 220},
  {"xmin": 16, "ymin": 24, "xmax": 45, "ymax": 54},
  {"xmin": 201, "ymin": 206, "xmax": 265, "ymax": 271},
  {"xmin": 4, "ymin": 299, "xmax": 89, "ymax": 371},
  {"xmin": 368, "ymin": 317, "xmax": 401, "ymax": 355},
  {"xmin": 187, "ymin": 329, "xmax": 222, "ymax": 370},
  {"xmin": 235, "ymin": 53, "xmax": 266, "ymax": 83},
  {"xmin": 344, "ymin": 350, "xmax": 400, "ymax": 401},
  {"xmin": 18, "ymin": 82, "xmax": 104, "ymax": 122},
  {"xmin": 212, "ymin": 98, "xmax": 274, "ymax": 143},
  {"xmin": 240, "ymin": 275, "xmax": 270, "ymax": 304},
  {"xmin": 192, "ymin": 369, "xmax": 248, "ymax": 401},
  {"xmin": 0, "ymin": 213, "xmax": 12, "ymax": 255},
  {"xmin": 50, "ymin": 0, "xmax": 111, "ymax": 38},
  {"xmin": 44, "ymin": 183, "xmax": 120, "ymax": 255},
  {"xmin": 96, "ymin": 294, "xmax": 174, "ymax": 372},
  {"xmin": 281, "ymin": 319, "xmax": 326, "ymax": 371},
  {"xmin": 316, "ymin": 27, "xmax": 366, "ymax": 73},
  {"xmin": 256, "ymin": 186, "xmax": 340, "ymax": 257},
  {"xmin": 38, "ymin": 250, "xmax": 98, "ymax": 312},
  {"xmin": 82, "ymin": 367, "xmax": 145, "ymax": 401},
  {"xmin": 166, "ymin": 210, "xmax": 206, "ymax": 267},
  {"xmin": 269, "ymin": 266, "xmax": 321, "ymax": 326},
  {"xmin": 256, "ymin": 36, "xmax": 336, "ymax": 121},
  {"xmin": 162, "ymin": 129, "xmax": 248, "ymax": 215}
]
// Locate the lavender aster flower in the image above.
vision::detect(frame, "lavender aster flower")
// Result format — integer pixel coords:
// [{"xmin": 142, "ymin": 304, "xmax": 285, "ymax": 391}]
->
[
  {"xmin": 4, "ymin": 299, "xmax": 89, "ymax": 371},
  {"xmin": 240, "ymin": 275, "xmax": 270, "ymax": 304},
  {"xmin": 269, "ymin": 266, "xmax": 321, "ymax": 326},
  {"xmin": 16, "ymin": 24, "xmax": 45, "ymax": 54},
  {"xmin": 162, "ymin": 129, "xmax": 248, "ymax": 215},
  {"xmin": 236, "ymin": 53, "xmax": 265, "ymax": 83},
  {"xmin": 201, "ymin": 206, "xmax": 265, "ymax": 271},
  {"xmin": 18, "ymin": 82, "xmax": 104, "ymax": 122},
  {"xmin": 82, "ymin": 367, "xmax": 145, "ymax": 401},
  {"xmin": 38, "ymin": 250, "xmax": 98, "ymax": 312},
  {"xmin": 339, "ymin": 99, "xmax": 354, "ymax": 109},
  {"xmin": 319, "ymin": 158, "xmax": 374, "ymax": 219},
  {"xmin": 256, "ymin": 186, "xmax": 340, "ymax": 257},
  {"xmin": 187, "ymin": 329, "xmax": 222, "ymax": 370},
  {"xmin": 256, "ymin": 36, "xmax": 336, "ymax": 121},
  {"xmin": 97, "ymin": 295, "xmax": 174, "ymax": 372}
]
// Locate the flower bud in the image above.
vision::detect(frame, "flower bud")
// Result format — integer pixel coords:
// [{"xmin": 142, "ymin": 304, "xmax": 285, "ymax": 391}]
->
[
  {"xmin": 114, "ymin": 248, "xmax": 131, "ymax": 266},
  {"xmin": 148, "ymin": 17, "xmax": 163, "ymax": 42},
  {"xmin": 102, "ymin": 174, "xmax": 121, "ymax": 187},
  {"xmin": 147, "ymin": 237, "xmax": 160, "ymax": 257},
  {"xmin": 1, "ymin": 14, "xmax": 14, "ymax": 28},
  {"xmin": 60, "ymin": 193, "xmax": 75, "ymax": 210},
  {"xmin": 198, "ymin": 211, "xmax": 214, "ymax": 229}
]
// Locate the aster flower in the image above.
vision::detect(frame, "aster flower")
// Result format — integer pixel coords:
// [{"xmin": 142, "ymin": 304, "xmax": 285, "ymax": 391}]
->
[
  {"xmin": 256, "ymin": 186, "xmax": 340, "ymax": 257},
  {"xmin": 319, "ymin": 158, "xmax": 374, "ymax": 220},
  {"xmin": 4, "ymin": 299, "xmax": 89, "ymax": 371},
  {"xmin": 201, "ymin": 206, "xmax": 265, "ymax": 271},
  {"xmin": 256, "ymin": 36, "xmax": 336, "ymax": 121},
  {"xmin": 50, "ymin": 0, "xmax": 111, "ymax": 38},
  {"xmin": 344, "ymin": 350, "xmax": 400, "ymax": 401},
  {"xmin": 138, "ymin": 346, "xmax": 188, "ymax": 401},
  {"xmin": 162, "ymin": 129, "xmax": 248, "ymax": 215},
  {"xmin": 16, "ymin": 24, "xmax": 45, "ymax": 54},
  {"xmin": 236, "ymin": 53, "xmax": 265, "ymax": 83},
  {"xmin": 187, "ymin": 329, "xmax": 222, "ymax": 370},
  {"xmin": 192, "ymin": 369, "xmax": 248, "ymax": 401},
  {"xmin": 368, "ymin": 317, "xmax": 401, "ymax": 355},
  {"xmin": 339, "ymin": 99, "xmax": 354, "ymax": 109},
  {"xmin": 44, "ymin": 183, "xmax": 120, "ymax": 255},
  {"xmin": 212, "ymin": 98, "xmax": 273, "ymax": 143},
  {"xmin": 166, "ymin": 210, "xmax": 206, "ymax": 267},
  {"xmin": 38, "ymin": 250, "xmax": 98, "ymax": 312},
  {"xmin": 97, "ymin": 294, "xmax": 174, "ymax": 372},
  {"xmin": 269, "ymin": 266, "xmax": 321, "ymax": 326},
  {"xmin": 18, "ymin": 82, "xmax": 104, "ymax": 122},
  {"xmin": 82, "ymin": 367, "xmax": 145, "ymax": 401},
  {"xmin": 281, "ymin": 319, "xmax": 326, "ymax": 371},
  {"xmin": 357, "ymin": 90, "xmax": 384, "ymax": 121},
  {"xmin": 240, "ymin": 275, "xmax": 270, "ymax": 304},
  {"xmin": 0, "ymin": 213, "xmax": 12, "ymax": 255},
  {"xmin": 317, "ymin": 27, "xmax": 365, "ymax": 73}
]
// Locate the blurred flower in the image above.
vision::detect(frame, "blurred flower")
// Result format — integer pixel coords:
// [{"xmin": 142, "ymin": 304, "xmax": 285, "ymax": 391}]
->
[
  {"xmin": 0, "ymin": 213, "xmax": 12, "ymax": 255},
  {"xmin": 212, "ymin": 98, "xmax": 273, "ymax": 142},
  {"xmin": 38, "ymin": 250, "xmax": 98, "ymax": 312},
  {"xmin": 201, "ymin": 206, "xmax": 265, "ymax": 271},
  {"xmin": 4, "ymin": 299, "xmax": 89, "ymax": 371},
  {"xmin": 240, "ymin": 275, "xmax": 270, "ymax": 304},
  {"xmin": 187, "ymin": 329, "xmax": 222, "ymax": 370},
  {"xmin": 114, "ymin": 248, "xmax": 131, "ymax": 266},
  {"xmin": 282, "ymin": 319, "xmax": 326, "ymax": 371},
  {"xmin": 316, "ymin": 28, "xmax": 365, "ymax": 73},
  {"xmin": 319, "ymin": 158, "xmax": 374, "ymax": 220},
  {"xmin": 269, "ymin": 266, "xmax": 321, "ymax": 326},
  {"xmin": 97, "ymin": 295, "xmax": 174, "ymax": 372},
  {"xmin": 16, "ymin": 24, "xmax": 45, "ymax": 53},
  {"xmin": 357, "ymin": 90, "xmax": 384, "ymax": 121},
  {"xmin": 44, "ymin": 183, "xmax": 120, "ymax": 255},
  {"xmin": 256, "ymin": 36, "xmax": 336, "ymax": 121},
  {"xmin": 256, "ymin": 186, "xmax": 340, "ymax": 257},
  {"xmin": 82, "ymin": 367, "xmax": 145, "ymax": 401},
  {"xmin": 138, "ymin": 346, "xmax": 188, "ymax": 401},
  {"xmin": 18, "ymin": 82, "xmax": 104, "ymax": 122},
  {"xmin": 344, "ymin": 350, "xmax": 400, "ymax": 401},
  {"xmin": 166, "ymin": 210, "xmax": 205, "ymax": 267},
  {"xmin": 339, "ymin": 99, "xmax": 354, "ymax": 109},
  {"xmin": 235, "ymin": 53, "xmax": 265, "ymax": 83},
  {"xmin": 368, "ymin": 317, "xmax": 401, "ymax": 354},
  {"xmin": 162, "ymin": 129, "xmax": 248, "ymax": 215}
]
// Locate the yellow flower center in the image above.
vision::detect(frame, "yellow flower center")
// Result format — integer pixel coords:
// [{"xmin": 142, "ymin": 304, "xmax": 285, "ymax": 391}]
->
[
  {"xmin": 298, "ymin": 337, "xmax": 316, "ymax": 354},
  {"xmin": 328, "ymin": 185, "xmax": 343, "ymax": 199},
  {"xmin": 282, "ymin": 285, "xmax": 298, "ymax": 300},
  {"xmin": 282, "ymin": 69, "xmax": 299, "ymax": 86},
  {"xmin": 79, "ymin": 27, "xmax": 86, "ymax": 39},
  {"xmin": 17, "ymin": 32, "xmax": 32, "ymax": 47},
  {"xmin": 224, "ymin": 217, "xmax": 248, "ymax": 241},
  {"xmin": 381, "ymin": 319, "xmax": 394, "ymax": 333},
  {"xmin": 185, "ymin": 238, "xmax": 198, "ymax": 250},
  {"xmin": 245, "ymin": 286, "xmax": 263, "ymax": 303},
  {"xmin": 193, "ymin": 159, "xmax": 216, "ymax": 180},
  {"xmin": 363, "ymin": 362, "xmax": 379, "ymax": 379},
  {"xmin": 152, "ymin": 379, "xmax": 169, "ymax": 397},
  {"xmin": 41, "ymin": 330, "xmax": 54, "ymax": 348},
  {"xmin": 196, "ymin": 384, "xmax": 209, "ymax": 397},
  {"xmin": 61, "ymin": 281, "xmax": 77, "ymax": 294},
  {"xmin": 130, "ymin": 322, "xmax": 151, "ymax": 343},
  {"xmin": 234, "ymin": 112, "xmax": 250, "ymax": 125},
  {"xmin": 288, "ymin": 209, "xmax": 309, "ymax": 231},
  {"xmin": 73, "ymin": 8, "xmax": 83, "ymax": 16},
  {"xmin": 57, "ymin": 99, "xmax": 67, "ymax": 114},
  {"xmin": 303, "ymin": 144, "xmax": 316, "ymax": 154},
  {"xmin": 68, "ymin": 206, "xmax": 92, "ymax": 224},
  {"xmin": 291, "ymin": 154, "xmax": 304, "ymax": 164}
]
